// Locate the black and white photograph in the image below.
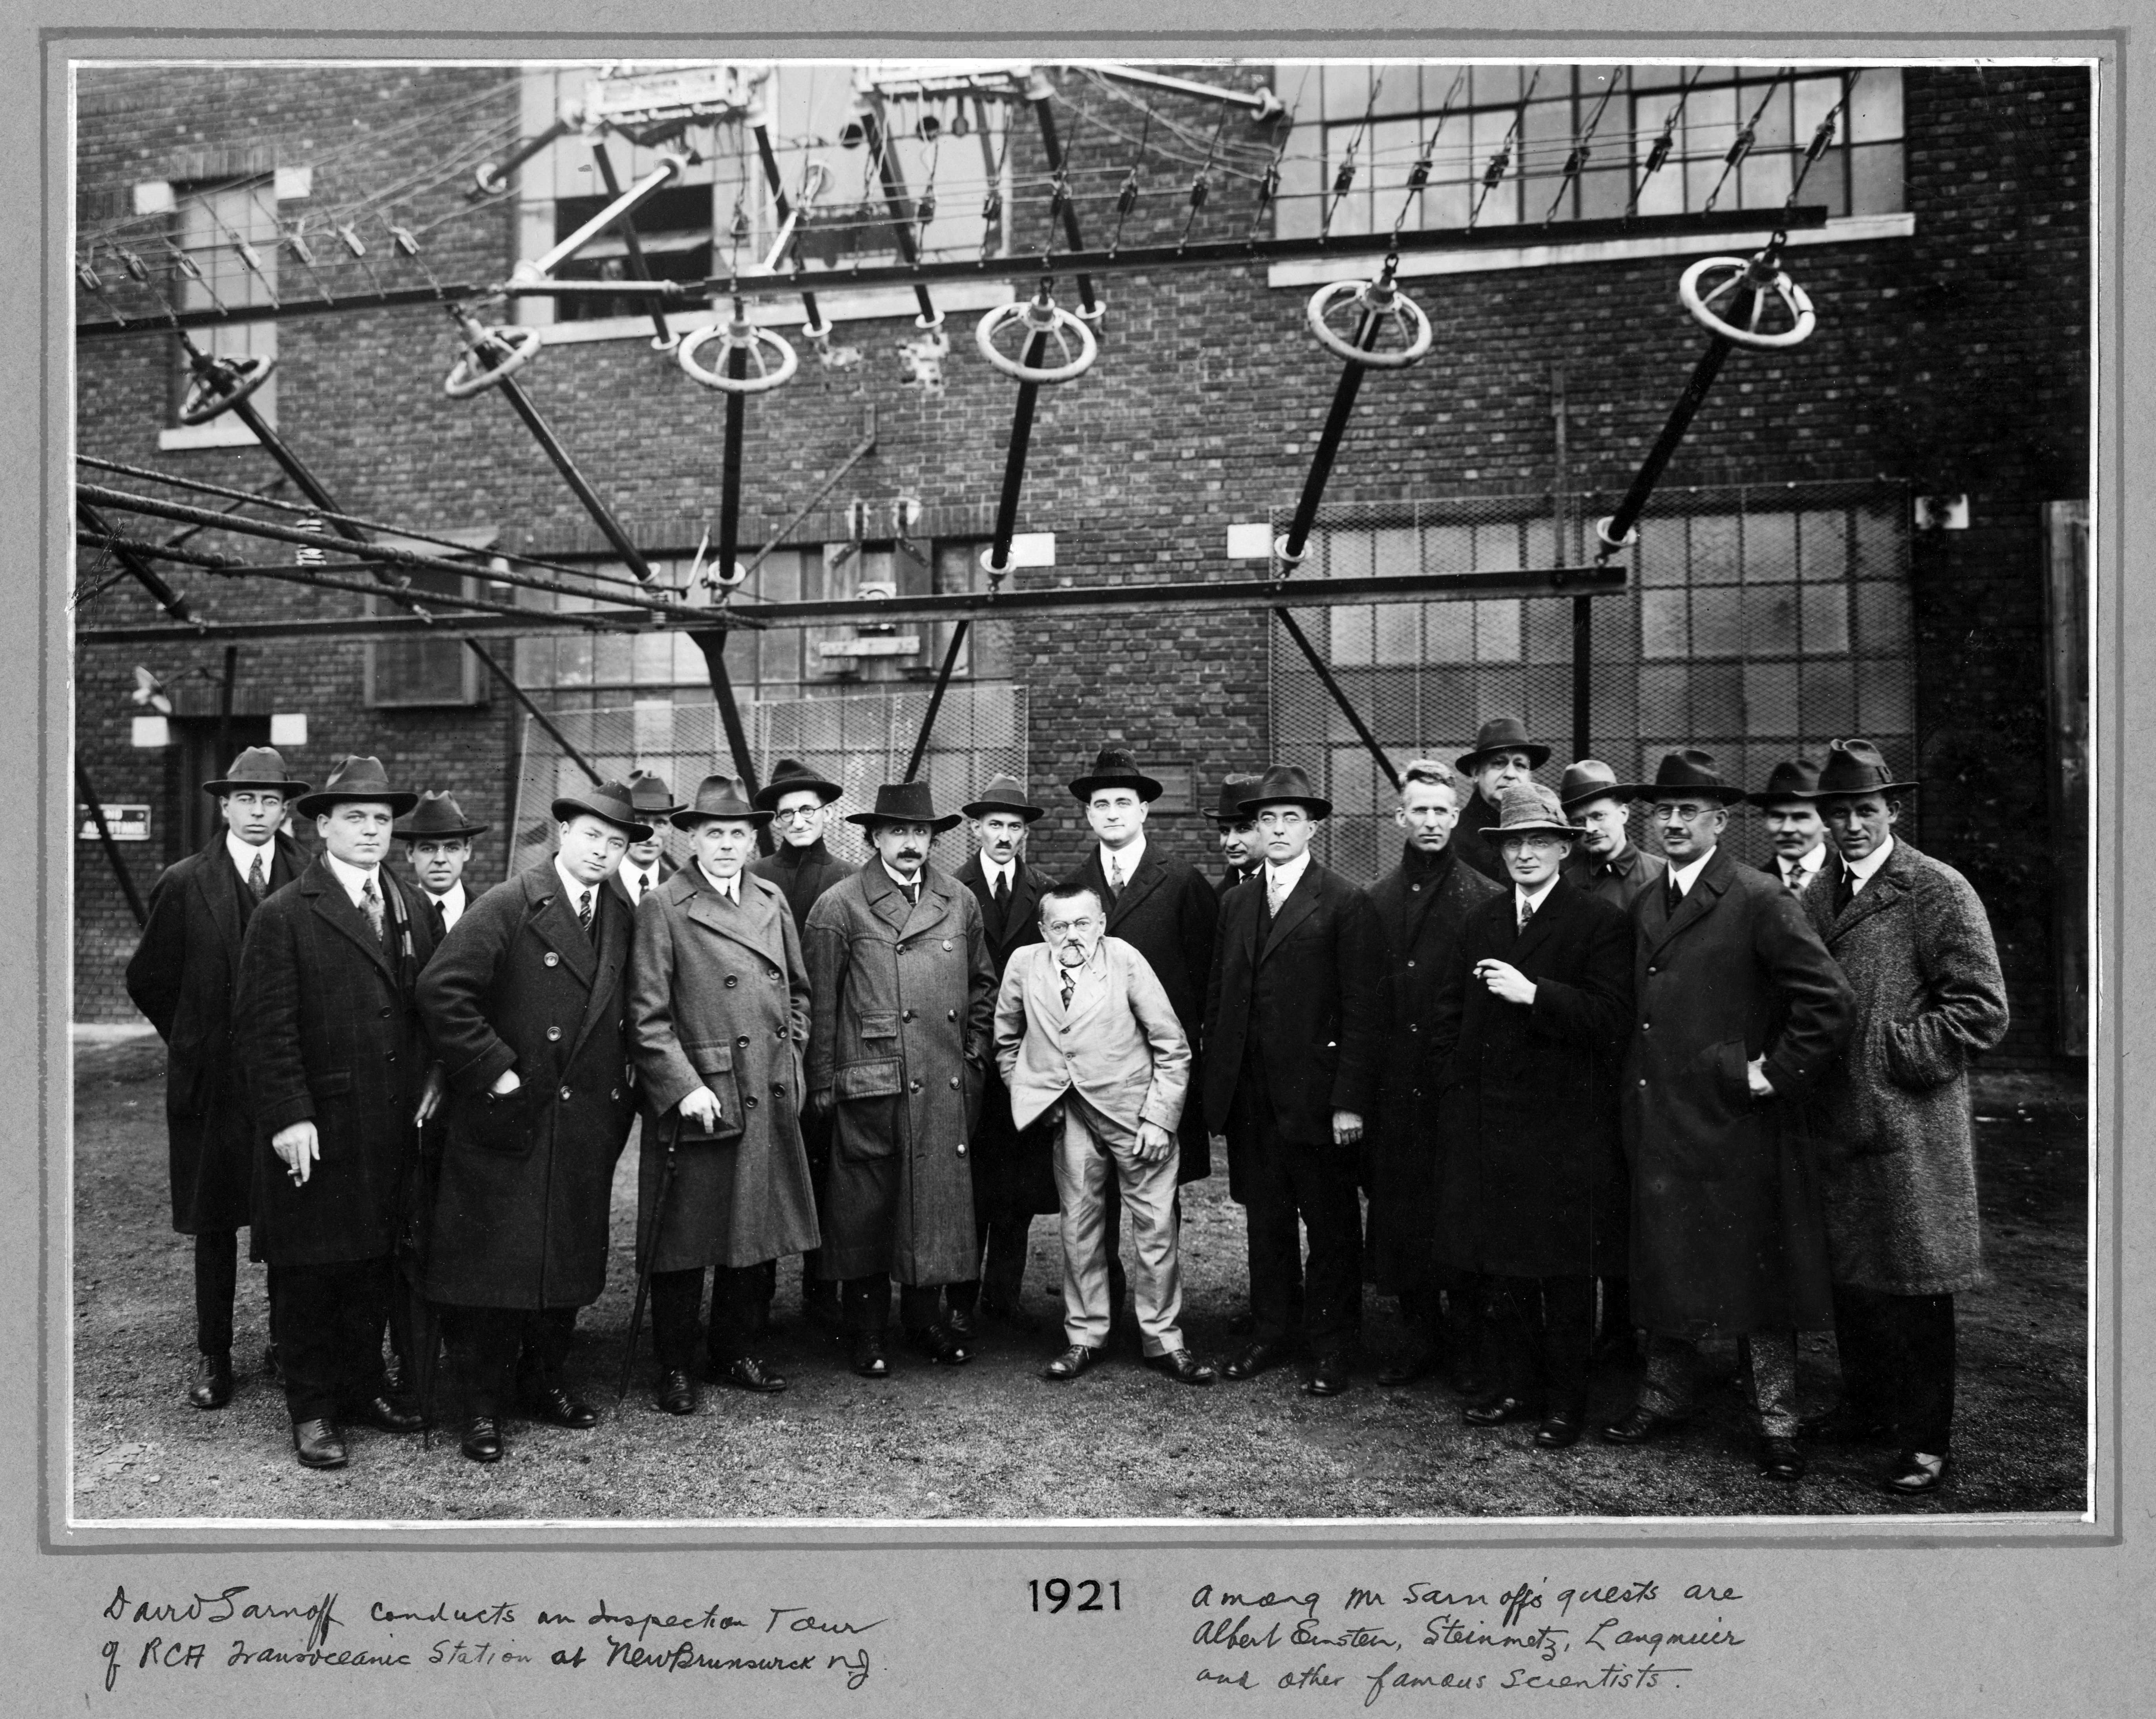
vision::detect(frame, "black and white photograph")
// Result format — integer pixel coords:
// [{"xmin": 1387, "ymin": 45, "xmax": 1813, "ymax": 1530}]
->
[{"xmin": 62, "ymin": 43, "xmax": 2096, "ymax": 1547}]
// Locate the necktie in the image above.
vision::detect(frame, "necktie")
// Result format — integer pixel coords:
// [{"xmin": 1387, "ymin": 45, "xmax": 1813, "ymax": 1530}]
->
[
  {"xmin": 639, "ymin": 870, "xmax": 651, "ymax": 899},
  {"xmin": 1060, "ymin": 965, "xmax": 1076, "ymax": 1009},
  {"xmin": 1664, "ymin": 875, "xmax": 1683, "ymax": 919},
  {"xmin": 247, "ymin": 852, "xmax": 267, "ymax": 901},
  {"xmin": 993, "ymin": 869, "xmax": 1010, "ymax": 911},
  {"xmin": 1833, "ymin": 865, "xmax": 1854, "ymax": 918},
  {"xmin": 1268, "ymin": 868, "xmax": 1289, "ymax": 916},
  {"xmin": 360, "ymin": 876, "xmax": 385, "ymax": 945},
  {"xmin": 1106, "ymin": 853, "xmax": 1123, "ymax": 899},
  {"xmin": 428, "ymin": 896, "xmax": 447, "ymax": 940},
  {"xmin": 1784, "ymin": 862, "xmax": 1805, "ymax": 894},
  {"xmin": 577, "ymin": 888, "xmax": 594, "ymax": 938},
  {"xmin": 1518, "ymin": 896, "xmax": 1535, "ymax": 931}
]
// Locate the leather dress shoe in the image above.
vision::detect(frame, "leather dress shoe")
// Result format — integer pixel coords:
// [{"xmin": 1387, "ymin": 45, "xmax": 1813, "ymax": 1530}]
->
[
  {"xmin": 188, "ymin": 1351, "xmax": 234, "ymax": 1410},
  {"xmin": 1464, "ymin": 1393, "xmax": 1540, "ymax": 1427},
  {"xmin": 1534, "ymin": 1409, "xmax": 1587, "ymax": 1449},
  {"xmin": 1147, "ymin": 1348, "xmax": 1217, "ymax": 1386},
  {"xmin": 1374, "ymin": 1342, "xmax": 1443, "ymax": 1388},
  {"xmin": 980, "ymin": 1293, "xmax": 1043, "ymax": 1334},
  {"xmin": 1222, "ymin": 1339, "xmax": 1290, "ymax": 1382},
  {"xmin": 1798, "ymin": 1403, "xmax": 1893, "ymax": 1446},
  {"xmin": 720, "ymin": 1356, "xmax": 787, "ymax": 1394},
  {"xmin": 347, "ymin": 1394, "xmax": 426, "ymax": 1434},
  {"xmin": 943, "ymin": 1305, "xmax": 976, "ymax": 1342},
  {"xmin": 291, "ymin": 1418, "xmax": 348, "ymax": 1470},
  {"xmin": 1598, "ymin": 1405, "xmax": 1682, "ymax": 1445},
  {"xmin": 1881, "ymin": 1451, "xmax": 1951, "ymax": 1496},
  {"xmin": 654, "ymin": 1368, "xmax": 697, "ymax": 1415},
  {"xmin": 904, "ymin": 1324, "xmax": 972, "ymax": 1366},
  {"xmin": 527, "ymin": 1381, "xmax": 600, "ymax": 1428},
  {"xmin": 1302, "ymin": 1354, "xmax": 1350, "ymax": 1397},
  {"xmin": 850, "ymin": 1334, "xmax": 890, "ymax": 1380},
  {"xmin": 1043, "ymin": 1344, "xmax": 1099, "ymax": 1382},
  {"xmin": 1757, "ymin": 1435, "xmax": 1807, "ymax": 1482},
  {"xmin": 460, "ymin": 1416, "xmax": 504, "ymax": 1464}
]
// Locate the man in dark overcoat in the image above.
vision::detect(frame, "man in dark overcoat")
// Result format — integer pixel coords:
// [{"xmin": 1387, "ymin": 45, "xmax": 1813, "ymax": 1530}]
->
[
  {"xmin": 398, "ymin": 789, "xmax": 487, "ymax": 938},
  {"xmin": 630, "ymin": 775, "xmax": 820, "ymax": 1413},
  {"xmin": 1596, "ymin": 748, "xmax": 1853, "ymax": 1484},
  {"xmin": 1203, "ymin": 764, "xmax": 1385, "ymax": 1396},
  {"xmin": 804, "ymin": 781, "xmax": 997, "ymax": 1377},
  {"xmin": 1429, "ymin": 785, "xmax": 1633, "ymax": 1450},
  {"xmin": 1209, "ymin": 772, "xmax": 1264, "ymax": 890},
  {"xmin": 1797, "ymin": 740, "xmax": 2010, "ymax": 1496},
  {"xmin": 1558, "ymin": 758, "xmax": 1666, "ymax": 912},
  {"xmin": 126, "ymin": 745, "xmax": 308, "ymax": 1410},
  {"xmin": 1453, "ymin": 715, "xmax": 1550, "ymax": 884},
  {"xmin": 415, "ymin": 778, "xmax": 646, "ymax": 1462},
  {"xmin": 610, "ymin": 769, "xmax": 684, "ymax": 909},
  {"xmin": 234, "ymin": 755, "xmax": 440, "ymax": 1471},
  {"xmin": 946, "ymin": 774, "xmax": 1056, "ymax": 1336},
  {"xmin": 1362, "ymin": 757, "xmax": 1501, "ymax": 1388},
  {"xmin": 749, "ymin": 755, "xmax": 853, "ymax": 1323}
]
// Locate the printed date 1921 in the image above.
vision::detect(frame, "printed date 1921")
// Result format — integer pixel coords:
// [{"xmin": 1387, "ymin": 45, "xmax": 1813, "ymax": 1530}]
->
[{"xmin": 1028, "ymin": 1580, "xmax": 1123, "ymax": 1614}]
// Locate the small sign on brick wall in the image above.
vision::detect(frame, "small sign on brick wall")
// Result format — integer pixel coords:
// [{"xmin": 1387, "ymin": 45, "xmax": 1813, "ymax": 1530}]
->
[{"xmin": 78, "ymin": 804, "xmax": 150, "ymax": 843}]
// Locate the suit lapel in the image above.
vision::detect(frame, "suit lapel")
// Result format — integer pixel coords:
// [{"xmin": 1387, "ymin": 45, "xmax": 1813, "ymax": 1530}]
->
[
  {"xmin": 1510, "ymin": 877, "xmax": 1568, "ymax": 968},
  {"xmin": 1826, "ymin": 849, "xmax": 1908, "ymax": 943},
  {"xmin": 1643, "ymin": 849, "xmax": 1729, "ymax": 958},
  {"xmin": 1105, "ymin": 844, "xmax": 1164, "ymax": 929},
  {"xmin": 1259, "ymin": 864, "xmax": 1323, "ymax": 963},
  {"xmin": 195, "ymin": 837, "xmax": 245, "ymax": 962},
  {"xmin": 532, "ymin": 869, "xmax": 599, "ymax": 986},
  {"xmin": 861, "ymin": 860, "xmax": 914, "ymax": 933},
  {"xmin": 304, "ymin": 859, "xmax": 396, "ymax": 981},
  {"xmin": 569, "ymin": 887, "xmax": 630, "ymax": 1057}
]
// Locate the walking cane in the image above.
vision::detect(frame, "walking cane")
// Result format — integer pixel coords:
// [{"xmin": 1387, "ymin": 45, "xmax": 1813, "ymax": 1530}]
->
[{"xmin": 617, "ymin": 1111, "xmax": 684, "ymax": 1403}]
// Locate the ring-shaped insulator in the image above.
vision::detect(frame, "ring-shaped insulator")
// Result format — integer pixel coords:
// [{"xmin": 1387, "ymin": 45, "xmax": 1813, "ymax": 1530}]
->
[
  {"xmin": 1305, "ymin": 278, "xmax": 1434, "ymax": 369},
  {"xmin": 975, "ymin": 298, "xmax": 1098, "ymax": 385},
  {"xmin": 177, "ymin": 353, "xmax": 277, "ymax": 425},
  {"xmin": 444, "ymin": 325, "xmax": 544, "ymax": 399},
  {"xmin": 1593, "ymin": 515, "xmax": 1642, "ymax": 554},
  {"xmin": 1679, "ymin": 254, "xmax": 1818, "ymax": 350},
  {"xmin": 677, "ymin": 321, "xmax": 800, "ymax": 394}
]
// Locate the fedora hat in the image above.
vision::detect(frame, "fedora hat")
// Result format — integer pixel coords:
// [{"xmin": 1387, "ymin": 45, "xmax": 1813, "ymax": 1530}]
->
[
  {"xmin": 1456, "ymin": 715, "xmax": 1551, "ymax": 773},
  {"xmin": 1068, "ymin": 745, "xmax": 1164, "ymax": 803},
  {"xmin": 844, "ymin": 779, "xmax": 962, "ymax": 833},
  {"xmin": 294, "ymin": 754, "xmax": 418, "ymax": 820},
  {"xmin": 625, "ymin": 767, "xmax": 686, "ymax": 819},
  {"xmin": 1210, "ymin": 772, "xmax": 1262, "ymax": 823},
  {"xmin": 672, "ymin": 772, "xmax": 773, "ymax": 829},
  {"xmin": 202, "ymin": 744, "xmax": 309, "ymax": 800},
  {"xmin": 1239, "ymin": 762, "xmax": 1332, "ymax": 820},
  {"xmin": 1622, "ymin": 747, "xmax": 1750, "ymax": 805},
  {"xmin": 1489, "ymin": 783, "xmax": 1582, "ymax": 842},
  {"xmin": 1556, "ymin": 757, "xmax": 1633, "ymax": 812},
  {"xmin": 396, "ymin": 789, "xmax": 488, "ymax": 841},
  {"xmin": 1745, "ymin": 756, "xmax": 1824, "ymax": 809},
  {"xmin": 753, "ymin": 756, "xmax": 844, "ymax": 812},
  {"xmin": 550, "ymin": 778, "xmax": 655, "ymax": 842},
  {"xmin": 1809, "ymin": 738, "xmax": 1921, "ymax": 798},
  {"xmin": 960, "ymin": 773, "xmax": 1045, "ymax": 823}
]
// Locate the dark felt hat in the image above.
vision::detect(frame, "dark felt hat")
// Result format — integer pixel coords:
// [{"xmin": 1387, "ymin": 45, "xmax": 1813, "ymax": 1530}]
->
[
  {"xmin": 1068, "ymin": 745, "xmax": 1164, "ymax": 803},
  {"xmin": 294, "ymin": 754, "xmax": 418, "ymax": 819},
  {"xmin": 1556, "ymin": 758, "xmax": 1633, "ymax": 811},
  {"xmin": 202, "ymin": 745, "xmax": 309, "ymax": 799},
  {"xmin": 550, "ymin": 778, "xmax": 655, "ymax": 841},
  {"xmin": 1622, "ymin": 747, "xmax": 1750, "ymax": 805},
  {"xmin": 1745, "ymin": 756, "xmax": 1825, "ymax": 809},
  {"xmin": 753, "ymin": 756, "xmax": 844, "ymax": 811},
  {"xmin": 1489, "ymin": 783, "xmax": 1583, "ymax": 841},
  {"xmin": 1810, "ymin": 739, "xmax": 1921, "ymax": 798},
  {"xmin": 624, "ymin": 768, "xmax": 687, "ymax": 819},
  {"xmin": 1210, "ymin": 772, "xmax": 1262, "ymax": 824},
  {"xmin": 1456, "ymin": 715, "xmax": 1552, "ymax": 773},
  {"xmin": 396, "ymin": 790, "xmax": 488, "ymax": 841},
  {"xmin": 960, "ymin": 772, "xmax": 1045, "ymax": 822},
  {"xmin": 1239, "ymin": 762, "xmax": 1332, "ymax": 820},
  {"xmin": 844, "ymin": 779, "xmax": 962, "ymax": 833},
  {"xmin": 672, "ymin": 772, "xmax": 773, "ymax": 828}
]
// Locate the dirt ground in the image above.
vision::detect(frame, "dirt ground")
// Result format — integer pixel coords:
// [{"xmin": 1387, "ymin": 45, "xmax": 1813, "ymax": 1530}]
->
[{"xmin": 69, "ymin": 1034, "xmax": 2089, "ymax": 1522}]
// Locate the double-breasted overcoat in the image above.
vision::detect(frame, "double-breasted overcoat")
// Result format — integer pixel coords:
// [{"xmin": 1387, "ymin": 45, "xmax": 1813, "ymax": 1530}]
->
[
  {"xmin": 1362, "ymin": 843, "xmax": 1502, "ymax": 1292},
  {"xmin": 629, "ymin": 864, "xmax": 820, "ymax": 1272},
  {"xmin": 414, "ymin": 860, "xmax": 638, "ymax": 1309},
  {"xmin": 234, "ymin": 854, "xmax": 439, "ymax": 1267},
  {"xmin": 1801, "ymin": 838, "xmax": 2009, "ymax": 1296},
  {"xmin": 804, "ymin": 858, "xmax": 997, "ymax": 1283},
  {"xmin": 1429, "ymin": 876, "xmax": 1634, "ymax": 1279},
  {"xmin": 1622, "ymin": 844, "xmax": 1853, "ymax": 1337},
  {"xmin": 126, "ymin": 829, "xmax": 303, "ymax": 1233}
]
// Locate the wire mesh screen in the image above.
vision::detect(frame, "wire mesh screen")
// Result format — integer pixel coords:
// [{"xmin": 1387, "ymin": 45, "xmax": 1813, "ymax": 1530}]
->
[
  {"xmin": 507, "ymin": 684, "xmax": 1028, "ymax": 876},
  {"xmin": 1270, "ymin": 480, "xmax": 1914, "ymax": 883}
]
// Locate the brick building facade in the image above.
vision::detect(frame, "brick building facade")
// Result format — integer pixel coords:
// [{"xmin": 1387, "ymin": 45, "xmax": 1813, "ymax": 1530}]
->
[{"xmin": 71, "ymin": 61, "xmax": 2089, "ymax": 1065}]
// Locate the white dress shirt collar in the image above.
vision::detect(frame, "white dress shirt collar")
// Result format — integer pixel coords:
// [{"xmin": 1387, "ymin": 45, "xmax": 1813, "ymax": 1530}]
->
[
  {"xmin": 1845, "ymin": 834, "xmax": 1897, "ymax": 893},
  {"xmin": 1515, "ymin": 874, "xmax": 1560, "ymax": 921},
  {"xmin": 226, "ymin": 828, "xmax": 275, "ymax": 880},
  {"xmin": 619, "ymin": 858, "xmax": 662, "ymax": 898},
  {"xmin": 696, "ymin": 858, "xmax": 743, "ymax": 903},
  {"xmin": 553, "ymin": 855, "xmax": 599, "ymax": 918},
  {"xmin": 1781, "ymin": 841, "xmax": 1827, "ymax": 889},
  {"xmin": 1264, "ymin": 847, "xmax": 1313, "ymax": 903},
  {"xmin": 1098, "ymin": 832, "xmax": 1146, "ymax": 882},
  {"xmin": 1667, "ymin": 849, "xmax": 1716, "ymax": 897},
  {"xmin": 424, "ymin": 880, "xmax": 468, "ymax": 930},
  {"xmin": 882, "ymin": 859, "xmax": 925, "ymax": 896},
  {"xmin": 323, "ymin": 849, "xmax": 381, "ymax": 908},
  {"xmin": 981, "ymin": 856, "xmax": 1015, "ymax": 895}
]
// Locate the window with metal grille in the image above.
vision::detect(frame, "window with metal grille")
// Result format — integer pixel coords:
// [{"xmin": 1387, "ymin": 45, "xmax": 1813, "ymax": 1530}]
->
[
  {"xmin": 1272, "ymin": 64, "xmax": 1903, "ymax": 239},
  {"xmin": 166, "ymin": 178, "xmax": 278, "ymax": 430},
  {"xmin": 364, "ymin": 534, "xmax": 499, "ymax": 707}
]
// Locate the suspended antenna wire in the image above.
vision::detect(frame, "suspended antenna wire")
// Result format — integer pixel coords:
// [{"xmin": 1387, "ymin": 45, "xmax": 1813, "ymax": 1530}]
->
[
  {"xmin": 1387, "ymin": 66, "xmax": 1468, "ymax": 244},
  {"xmin": 1540, "ymin": 66, "xmax": 1630, "ymax": 225},
  {"xmin": 1245, "ymin": 66, "xmax": 1311, "ymax": 244},
  {"xmin": 1320, "ymin": 69, "xmax": 1386, "ymax": 239},
  {"xmin": 1624, "ymin": 64, "xmax": 1708, "ymax": 220},
  {"xmin": 1039, "ymin": 94, "xmax": 1090, "ymax": 268},
  {"xmin": 1765, "ymin": 68, "xmax": 1863, "ymax": 257},
  {"xmin": 1701, "ymin": 67, "xmax": 1792, "ymax": 214},
  {"xmin": 1469, "ymin": 67, "xmax": 1543, "ymax": 228},
  {"xmin": 981, "ymin": 102, "xmax": 1016, "ymax": 261},
  {"xmin": 1177, "ymin": 100, "xmax": 1235, "ymax": 250},
  {"xmin": 1107, "ymin": 98, "xmax": 1155, "ymax": 255}
]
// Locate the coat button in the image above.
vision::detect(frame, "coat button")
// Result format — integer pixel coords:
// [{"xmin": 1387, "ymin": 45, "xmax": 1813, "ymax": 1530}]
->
[
  {"xmin": 896, "ymin": 943, "xmax": 906, "ymax": 954},
  {"xmin": 1406, "ymin": 959, "xmax": 1415, "ymax": 968},
  {"xmin": 378, "ymin": 1006, "xmax": 391, "ymax": 1019},
  {"xmin": 736, "ymin": 1035, "xmax": 750, "ymax": 1049},
  {"xmin": 745, "ymin": 1095, "xmax": 758, "ymax": 1109},
  {"xmin": 544, "ymin": 951, "xmax": 559, "ymax": 967},
  {"xmin": 1639, "ymin": 1078, "xmax": 1648, "ymax": 1088},
  {"xmin": 909, "ymin": 1079, "xmax": 921, "ymax": 1093},
  {"xmin": 947, "ymin": 1009, "xmax": 957, "ymax": 1021},
  {"xmin": 385, "ymin": 1050, "xmax": 396, "ymax": 1062},
  {"xmin": 902, "ymin": 1009, "xmax": 915, "ymax": 1022},
  {"xmin": 776, "ymin": 1029, "xmax": 787, "ymax": 1041},
  {"xmin": 725, "ymin": 975, "xmax": 738, "ymax": 988},
  {"xmin": 1647, "ymin": 965, "xmax": 1657, "ymax": 976},
  {"xmin": 949, "ymin": 1075, "xmax": 960, "ymax": 1089},
  {"xmin": 942, "ymin": 939, "xmax": 953, "ymax": 951},
  {"xmin": 546, "ymin": 1026, "xmax": 562, "ymax": 1042},
  {"xmin": 1641, "ymin": 1022, "xmax": 1650, "ymax": 1033},
  {"xmin": 560, "ymin": 1085, "xmax": 573, "ymax": 1101},
  {"xmin": 1409, "ymin": 1022, "xmax": 1419, "ymax": 1033},
  {"xmin": 957, "ymin": 1142, "xmax": 968, "ymax": 1157},
  {"xmin": 610, "ymin": 1087, "xmax": 620, "ymax": 1101},
  {"xmin": 771, "ymin": 1082, "xmax": 786, "ymax": 1097},
  {"xmin": 1411, "ymin": 884, "xmax": 1421, "ymax": 892}
]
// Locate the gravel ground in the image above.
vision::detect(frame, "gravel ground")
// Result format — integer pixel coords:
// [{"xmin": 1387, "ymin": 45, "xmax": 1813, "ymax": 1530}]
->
[{"xmin": 69, "ymin": 1035, "xmax": 2088, "ymax": 1522}]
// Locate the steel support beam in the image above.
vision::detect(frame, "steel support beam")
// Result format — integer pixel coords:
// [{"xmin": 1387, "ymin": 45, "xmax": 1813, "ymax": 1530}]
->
[
  {"xmin": 687, "ymin": 626, "xmax": 769, "ymax": 853},
  {"xmin": 902, "ymin": 621, "xmax": 970, "ymax": 783},
  {"xmin": 1270, "ymin": 608, "xmax": 1401, "ymax": 792},
  {"xmin": 77, "ymin": 498, "xmax": 197, "ymax": 623},
  {"xmin": 466, "ymin": 639, "xmax": 605, "ymax": 786},
  {"xmin": 77, "ymin": 761, "xmax": 146, "ymax": 927}
]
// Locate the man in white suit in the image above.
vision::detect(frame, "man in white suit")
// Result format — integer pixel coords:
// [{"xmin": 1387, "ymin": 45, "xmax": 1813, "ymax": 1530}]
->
[{"xmin": 995, "ymin": 883, "xmax": 1215, "ymax": 1385}]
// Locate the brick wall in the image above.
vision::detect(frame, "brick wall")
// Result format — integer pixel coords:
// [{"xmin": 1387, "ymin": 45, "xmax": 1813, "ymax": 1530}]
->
[{"xmin": 72, "ymin": 64, "xmax": 2090, "ymax": 1064}]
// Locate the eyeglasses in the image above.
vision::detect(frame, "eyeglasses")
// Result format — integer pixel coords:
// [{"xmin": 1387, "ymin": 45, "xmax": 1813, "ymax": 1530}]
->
[{"xmin": 771, "ymin": 808, "xmax": 823, "ymax": 823}]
